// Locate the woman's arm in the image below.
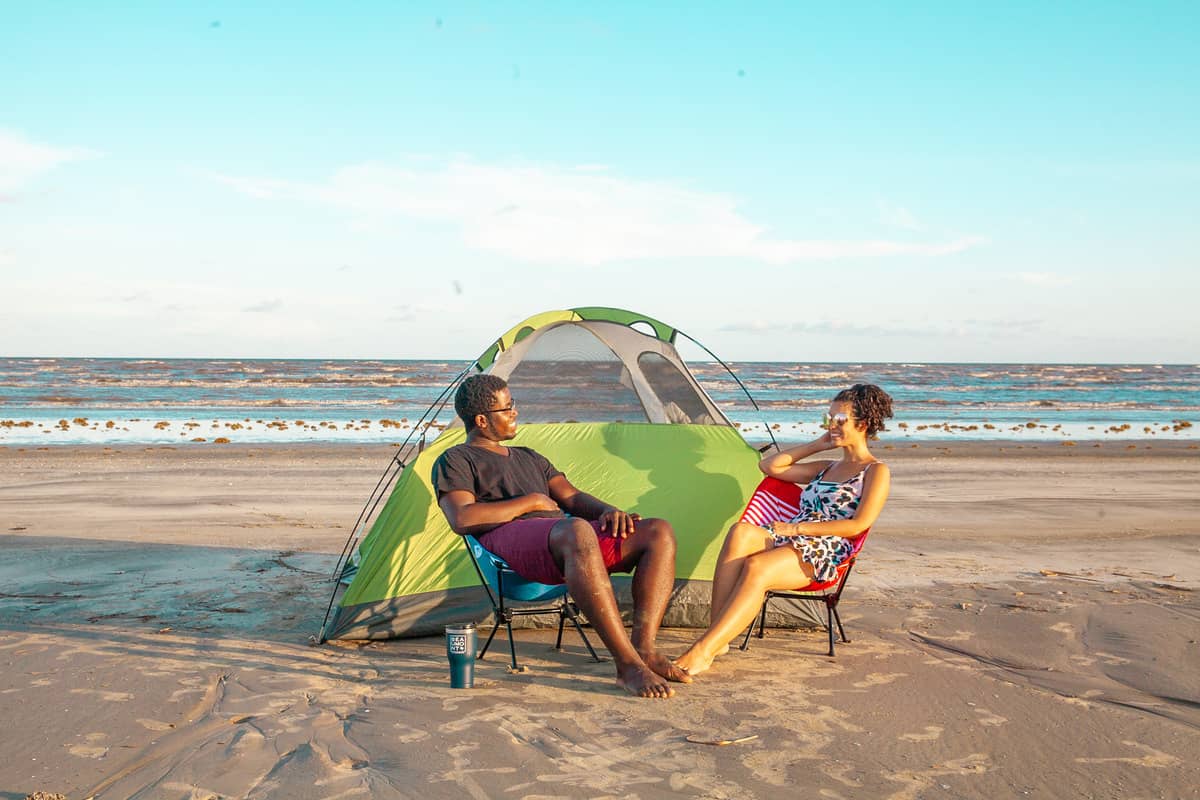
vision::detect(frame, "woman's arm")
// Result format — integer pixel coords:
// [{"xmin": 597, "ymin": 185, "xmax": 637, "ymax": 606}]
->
[
  {"xmin": 771, "ymin": 462, "xmax": 892, "ymax": 539},
  {"xmin": 759, "ymin": 433, "xmax": 835, "ymax": 483}
]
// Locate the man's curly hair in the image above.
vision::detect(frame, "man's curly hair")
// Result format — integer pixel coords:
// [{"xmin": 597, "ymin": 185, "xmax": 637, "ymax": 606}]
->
[
  {"xmin": 834, "ymin": 383, "xmax": 894, "ymax": 439},
  {"xmin": 455, "ymin": 374, "xmax": 509, "ymax": 431}
]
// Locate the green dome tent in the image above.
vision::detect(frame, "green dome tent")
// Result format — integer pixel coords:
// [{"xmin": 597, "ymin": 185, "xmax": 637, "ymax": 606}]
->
[{"xmin": 319, "ymin": 307, "xmax": 820, "ymax": 642}]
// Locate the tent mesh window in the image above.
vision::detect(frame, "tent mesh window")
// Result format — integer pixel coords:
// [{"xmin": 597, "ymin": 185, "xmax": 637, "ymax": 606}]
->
[
  {"xmin": 504, "ymin": 324, "xmax": 648, "ymax": 423},
  {"xmin": 637, "ymin": 351, "xmax": 718, "ymax": 425}
]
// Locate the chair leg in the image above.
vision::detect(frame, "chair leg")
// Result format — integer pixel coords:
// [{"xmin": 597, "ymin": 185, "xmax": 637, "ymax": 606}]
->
[
  {"xmin": 757, "ymin": 593, "xmax": 770, "ymax": 639},
  {"xmin": 478, "ymin": 616, "xmax": 502, "ymax": 660},
  {"xmin": 564, "ymin": 601, "xmax": 605, "ymax": 662},
  {"xmin": 826, "ymin": 605, "xmax": 836, "ymax": 657},
  {"xmin": 740, "ymin": 597, "xmax": 770, "ymax": 651},
  {"xmin": 739, "ymin": 615, "xmax": 756, "ymax": 651},
  {"xmin": 554, "ymin": 608, "xmax": 567, "ymax": 651},
  {"xmin": 832, "ymin": 606, "xmax": 850, "ymax": 644},
  {"xmin": 505, "ymin": 617, "xmax": 519, "ymax": 671}
]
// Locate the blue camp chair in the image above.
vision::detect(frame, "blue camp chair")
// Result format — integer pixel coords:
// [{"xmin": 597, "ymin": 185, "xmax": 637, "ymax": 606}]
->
[{"xmin": 462, "ymin": 534, "xmax": 604, "ymax": 671}]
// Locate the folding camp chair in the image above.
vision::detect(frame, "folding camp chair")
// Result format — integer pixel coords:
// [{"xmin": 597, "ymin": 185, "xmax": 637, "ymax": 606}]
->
[
  {"xmin": 736, "ymin": 476, "xmax": 870, "ymax": 657},
  {"xmin": 463, "ymin": 534, "xmax": 604, "ymax": 671}
]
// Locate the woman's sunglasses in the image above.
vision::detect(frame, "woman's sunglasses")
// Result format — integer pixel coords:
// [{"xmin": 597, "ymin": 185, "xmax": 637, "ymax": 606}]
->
[{"xmin": 821, "ymin": 412, "xmax": 851, "ymax": 428}]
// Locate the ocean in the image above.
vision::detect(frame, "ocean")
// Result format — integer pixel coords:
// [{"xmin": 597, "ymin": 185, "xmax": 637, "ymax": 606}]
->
[{"xmin": 1, "ymin": 358, "xmax": 1196, "ymax": 446}]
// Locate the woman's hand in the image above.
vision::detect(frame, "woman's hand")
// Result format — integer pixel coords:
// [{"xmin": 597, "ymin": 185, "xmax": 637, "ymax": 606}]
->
[
  {"xmin": 770, "ymin": 521, "xmax": 801, "ymax": 537},
  {"xmin": 812, "ymin": 431, "xmax": 834, "ymax": 451}
]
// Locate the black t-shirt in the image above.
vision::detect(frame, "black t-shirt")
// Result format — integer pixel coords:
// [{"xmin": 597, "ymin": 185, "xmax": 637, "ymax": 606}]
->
[{"xmin": 432, "ymin": 443, "xmax": 566, "ymax": 519}]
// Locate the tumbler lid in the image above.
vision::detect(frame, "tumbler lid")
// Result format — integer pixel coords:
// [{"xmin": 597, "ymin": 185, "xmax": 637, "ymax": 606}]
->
[{"xmin": 445, "ymin": 623, "xmax": 476, "ymax": 633}]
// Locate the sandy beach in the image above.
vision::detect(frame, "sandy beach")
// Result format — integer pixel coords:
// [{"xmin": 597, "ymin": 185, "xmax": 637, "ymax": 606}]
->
[{"xmin": 2, "ymin": 441, "xmax": 1198, "ymax": 799}]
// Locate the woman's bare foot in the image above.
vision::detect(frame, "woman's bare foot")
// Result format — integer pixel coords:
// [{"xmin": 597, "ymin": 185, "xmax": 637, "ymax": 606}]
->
[
  {"xmin": 640, "ymin": 650, "xmax": 693, "ymax": 683},
  {"xmin": 616, "ymin": 663, "xmax": 675, "ymax": 698},
  {"xmin": 672, "ymin": 646, "xmax": 717, "ymax": 677}
]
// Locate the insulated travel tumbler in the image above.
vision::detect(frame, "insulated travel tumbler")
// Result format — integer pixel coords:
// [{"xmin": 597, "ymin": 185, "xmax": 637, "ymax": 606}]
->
[{"xmin": 445, "ymin": 623, "xmax": 477, "ymax": 688}]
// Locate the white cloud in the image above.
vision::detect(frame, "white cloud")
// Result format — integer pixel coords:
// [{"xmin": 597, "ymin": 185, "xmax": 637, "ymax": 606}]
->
[
  {"xmin": 215, "ymin": 159, "xmax": 985, "ymax": 266},
  {"xmin": 0, "ymin": 129, "xmax": 95, "ymax": 192},
  {"xmin": 1015, "ymin": 272, "xmax": 1074, "ymax": 287},
  {"xmin": 720, "ymin": 317, "xmax": 1045, "ymax": 340}
]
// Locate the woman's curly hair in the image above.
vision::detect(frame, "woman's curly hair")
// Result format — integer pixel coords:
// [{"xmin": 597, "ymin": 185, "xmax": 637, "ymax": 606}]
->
[
  {"xmin": 454, "ymin": 374, "xmax": 509, "ymax": 431},
  {"xmin": 834, "ymin": 384, "xmax": 894, "ymax": 439}
]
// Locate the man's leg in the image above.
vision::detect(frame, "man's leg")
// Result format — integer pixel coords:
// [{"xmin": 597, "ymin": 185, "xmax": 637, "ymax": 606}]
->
[
  {"xmin": 608, "ymin": 518, "xmax": 691, "ymax": 684},
  {"xmin": 548, "ymin": 518, "xmax": 675, "ymax": 698}
]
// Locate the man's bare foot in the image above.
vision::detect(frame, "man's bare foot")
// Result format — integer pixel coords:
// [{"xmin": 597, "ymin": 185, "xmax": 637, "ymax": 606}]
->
[
  {"xmin": 672, "ymin": 646, "xmax": 716, "ymax": 677},
  {"xmin": 640, "ymin": 650, "xmax": 693, "ymax": 683},
  {"xmin": 616, "ymin": 663, "xmax": 674, "ymax": 698}
]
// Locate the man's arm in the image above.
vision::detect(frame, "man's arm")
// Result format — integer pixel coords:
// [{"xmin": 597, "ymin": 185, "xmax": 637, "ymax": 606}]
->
[
  {"xmin": 548, "ymin": 474, "xmax": 640, "ymax": 538},
  {"xmin": 439, "ymin": 489, "xmax": 560, "ymax": 536}
]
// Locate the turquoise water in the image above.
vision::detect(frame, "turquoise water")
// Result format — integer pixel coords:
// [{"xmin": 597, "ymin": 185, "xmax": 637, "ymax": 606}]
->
[{"xmin": 1, "ymin": 358, "xmax": 1196, "ymax": 445}]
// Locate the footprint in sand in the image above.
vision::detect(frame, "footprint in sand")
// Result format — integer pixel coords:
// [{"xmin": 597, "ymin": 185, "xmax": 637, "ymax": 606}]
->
[
  {"xmin": 67, "ymin": 732, "xmax": 109, "ymax": 759},
  {"xmin": 1049, "ymin": 622, "xmax": 1075, "ymax": 636},
  {"xmin": 852, "ymin": 672, "xmax": 908, "ymax": 689},
  {"xmin": 1075, "ymin": 740, "xmax": 1181, "ymax": 768},
  {"xmin": 884, "ymin": 753, "xmax": 990, "ymax": 800},
  {"xmin": 973, "ymin": 707, "xmax": 1007, "ymax": 726},
  {"xmin": 70, "ymin": 687, "xmax": 134, "ymax": 702},
  {"xmin": 899, "ymin": 725, "xmax": 944, "ymax": 742},
  {"xmin": 137, "ymin": 718, "xmax": 176, "ymax": 731}
]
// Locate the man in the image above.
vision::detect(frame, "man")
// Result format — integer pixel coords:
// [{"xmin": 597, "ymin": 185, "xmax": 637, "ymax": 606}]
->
[{"xmin": 433, "ymin": 374, "xmax": 690, "ymax": 698}]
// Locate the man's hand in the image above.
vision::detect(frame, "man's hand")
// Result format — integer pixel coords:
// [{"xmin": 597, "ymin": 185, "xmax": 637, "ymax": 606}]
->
[
  {"xmin": 524, "ymin": 493, "xmax": 561, "ymax": 514},
  {"xmin": 599, "ymin": 509, "xmax": 641, "ymax": 539}
]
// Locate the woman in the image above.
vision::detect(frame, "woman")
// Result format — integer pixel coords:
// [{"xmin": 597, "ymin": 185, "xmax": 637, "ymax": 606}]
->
[{"xmin": 674, "ymin": 383, "xmax": 894, "ymax": 676}]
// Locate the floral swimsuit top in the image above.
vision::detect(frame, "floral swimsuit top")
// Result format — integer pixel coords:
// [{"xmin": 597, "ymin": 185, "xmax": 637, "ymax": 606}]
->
[{"xmin": 789, "ymin": 462, "xmax": 875, "ymax": 523}]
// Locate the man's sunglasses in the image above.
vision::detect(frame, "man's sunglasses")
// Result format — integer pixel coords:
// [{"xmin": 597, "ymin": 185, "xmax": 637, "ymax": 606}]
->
[{"xmin": 486, "ymin": 404, "xmax": 516, "ymax": 415}]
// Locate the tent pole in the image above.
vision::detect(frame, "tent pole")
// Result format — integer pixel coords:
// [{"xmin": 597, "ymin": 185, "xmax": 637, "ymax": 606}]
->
[
  {"xmin": 677, "ymin": 331, "xmax": 779, "ymax": 452},
  {"xmin": 315, "ymin": 359, "xmax": 479, "ymax": 643}
]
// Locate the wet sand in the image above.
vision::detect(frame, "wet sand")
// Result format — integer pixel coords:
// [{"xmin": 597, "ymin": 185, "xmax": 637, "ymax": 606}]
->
[{"xmin": 1, "ymin": 442, "xmax": 1198, "ymax": 799}]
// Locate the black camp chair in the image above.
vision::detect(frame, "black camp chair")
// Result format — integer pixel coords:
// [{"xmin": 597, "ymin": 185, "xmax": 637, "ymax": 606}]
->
[{"xmin": 462, "ymin": 535, "xmax": 604, "ymax": 671}]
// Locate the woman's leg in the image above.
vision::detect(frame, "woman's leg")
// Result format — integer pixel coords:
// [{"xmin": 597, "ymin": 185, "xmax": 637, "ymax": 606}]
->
[
  {"xmin": 709, "ymin": 522, "xmax": 773, "ymax": 624},
  {"xmin": 675, "ymin": 545, "xmax": 814, "ymax": 676}
]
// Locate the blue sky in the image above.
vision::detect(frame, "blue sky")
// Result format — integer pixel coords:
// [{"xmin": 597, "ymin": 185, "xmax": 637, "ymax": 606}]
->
[{"xmin": 3, "ymin": 1, "xmax": 1197, "ymax": 361}]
